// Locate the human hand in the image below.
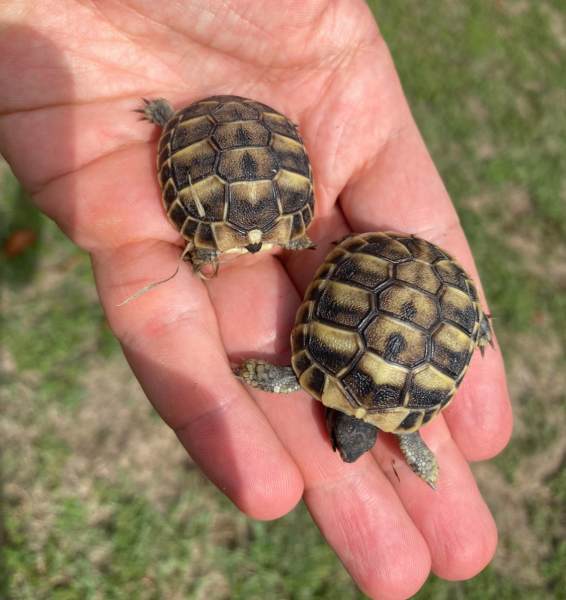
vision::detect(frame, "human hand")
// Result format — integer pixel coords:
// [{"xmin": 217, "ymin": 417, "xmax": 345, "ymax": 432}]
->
[{"xmin": 0, "ymin": 1, "xmax": 512, "ymax": 597}]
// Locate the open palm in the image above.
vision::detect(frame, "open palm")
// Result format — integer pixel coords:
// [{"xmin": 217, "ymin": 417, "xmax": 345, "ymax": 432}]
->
[{"xmin": 0, "ymin": 1, "xmax": 512, "ymax": 597}]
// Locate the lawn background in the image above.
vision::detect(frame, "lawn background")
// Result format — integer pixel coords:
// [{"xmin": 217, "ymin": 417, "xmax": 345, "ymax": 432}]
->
[{"xmin": 2, "ymin": 1, "xmax": 565, "ymax": 598}]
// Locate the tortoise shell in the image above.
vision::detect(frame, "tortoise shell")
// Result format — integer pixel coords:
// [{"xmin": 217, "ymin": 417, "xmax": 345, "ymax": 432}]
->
[
  {"xmin": 156, "ymin": 95, "xmax": 314, "ymax": 257},
  {"xmin": 291, "ymin": 232, "xmax": 491, "ymax": 434}
]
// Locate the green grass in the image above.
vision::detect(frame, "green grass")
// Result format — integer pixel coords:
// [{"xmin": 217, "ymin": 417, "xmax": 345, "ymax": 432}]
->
[{"xmin": 2, "ymin": 1, "xmax": 566, "ymax": 598}]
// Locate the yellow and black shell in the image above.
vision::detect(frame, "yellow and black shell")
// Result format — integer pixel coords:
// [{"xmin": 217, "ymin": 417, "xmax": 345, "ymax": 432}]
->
[
  {"xmin": 291, "ymin": 232, "xmax": 490, "ymax": 434},
  {"xmin": 156, "ymin": 95, "xmax": 314, "ymax": 256}
]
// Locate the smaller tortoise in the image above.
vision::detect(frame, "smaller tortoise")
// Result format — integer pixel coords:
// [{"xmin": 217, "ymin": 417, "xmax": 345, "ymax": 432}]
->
[
  {"xmin": 236, "ymin": 232, "xmax": 493, "ymax": 488},
  {"xmin": 140, "ymin": 95, "xmax": 315, "ymax": 276}
]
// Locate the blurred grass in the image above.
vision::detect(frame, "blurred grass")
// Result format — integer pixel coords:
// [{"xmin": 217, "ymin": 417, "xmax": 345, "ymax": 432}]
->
[{"xmin": 2, "ymin": 1, "xmax": 566, "ymax": 598}]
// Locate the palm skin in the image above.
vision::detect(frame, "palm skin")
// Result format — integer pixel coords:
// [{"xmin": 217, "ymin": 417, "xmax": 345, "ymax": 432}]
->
[{"xmin": 0, "ymin": 1, "xmax": 512, "ymax": 598}]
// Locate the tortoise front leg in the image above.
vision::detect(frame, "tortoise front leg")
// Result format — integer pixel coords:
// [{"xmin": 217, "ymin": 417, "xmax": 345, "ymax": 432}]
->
[
  {"xmin": 235, "ymin": 359, "xmax": 301, "ymax": 393},
  {"xmin": 397, "ymin": 431, "xmax": 438, "ymax": 489}
]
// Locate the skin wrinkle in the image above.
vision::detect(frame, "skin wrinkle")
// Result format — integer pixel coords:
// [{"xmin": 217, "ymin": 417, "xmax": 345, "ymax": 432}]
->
[
  {"xmin": 92, "ymin": 0, "xmax": 206, "ymax": 87},
  {"xmin": 169, "ymin": 384, "xmax": 239, "ymax": 435},
  {"xmin": 30, "ymin": 138, "xmax": 148, "ymax": 196}
]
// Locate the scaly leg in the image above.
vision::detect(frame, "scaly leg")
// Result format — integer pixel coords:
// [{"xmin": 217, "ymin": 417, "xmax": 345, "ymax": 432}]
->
[
  {"xmin": 397, "ymin": 431, "xmax": 438, "ymax": 489},
  {"xmin": 235, "ymin": 359, "xmax": 301, "ymax": 393},
  {"xmin": 188, "ymin": 248, "xmax": 220, "ymax": 279},
  {"xmin": 284, "ymin": 234, "xmax": 316, "ymax": 251},
  {"xmin": 136, "ymin": 98, "xmax": 175, "ymax": 127}
]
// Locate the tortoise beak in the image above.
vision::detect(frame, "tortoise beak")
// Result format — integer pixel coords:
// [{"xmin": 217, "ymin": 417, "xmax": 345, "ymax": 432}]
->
[{"xmin": 246, "ymin": 242, "xmax": 263, "ymax": 254}]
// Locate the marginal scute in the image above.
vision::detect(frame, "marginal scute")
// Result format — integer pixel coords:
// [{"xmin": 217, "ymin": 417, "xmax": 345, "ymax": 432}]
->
[
  {"xmin": 194, "ymin": 223, "xmax": 216, "ymax": 249},
  {"xmin": 291, "ymin": 213, "xmax": 305, "ymax": 239},
  {"xmin": 262, "ymin": 112, "xmax": 301, "ymax": 141},
  {"xmin": 407, "ymin": 364, "xmax": 455, "ymax": 409},
  {"xmin": 159, "ymin": 162, "xmax": 171, "ymax": 187},
  {"xmin": 299, "ymin": 365, "xmax": 327, "ymax": 400},
  {"xmin": 431, "ymin": 323, "xmax": 473, "ymax": 378},
  {"xmin": 274, "ymin": 169, "xmax": 312, "ymax": 214},
  {"xmin": 290, "ymin": 348, "xmax": 312, "ymax": 378},
  {"xmin": 440, "ymin": 286, "xmax": 478, "ymax": 334},
  {"xmin": 322, "ymin": 377, "xmax": 356, "ymax": 415},
  {"xmin": 271, "ymin": 134, "xmax": 310, "ymax": 176},
  {"xmin": 162, "ymin": 180, "xmax": 178, "ymax": 210},
  {"xmin": 294, "ymin": 301, "xmax": 313, "ymax": 326},
  {"xmin": 397, "ymin": 411, "xmax": 422, "ymax": 432},
  {"xmin": 262, "ymin": 214, "xmax": 292, "ymax": 245},
  {"xmin": 182, "ymin": 218, "xmax": 198, "ymax": 237}
]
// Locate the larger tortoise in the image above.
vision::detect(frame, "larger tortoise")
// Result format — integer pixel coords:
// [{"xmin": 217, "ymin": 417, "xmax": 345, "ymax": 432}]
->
[
  {"xmin": 236, "ymin": 232, "xmax": 493, "ymax": 488},
  {"xmin": 141, "ymin": 95, "xmax": 315, "ymax": 275}
]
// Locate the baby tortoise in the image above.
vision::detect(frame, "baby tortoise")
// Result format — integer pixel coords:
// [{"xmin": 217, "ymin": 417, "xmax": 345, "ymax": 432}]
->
[
  {"xmin": 140, "ymin": 95, "xmax": 315, "ymax": 276},
  {"xmin": 236, "ymin": 232, "xmax": 493, "ymax": 488}
]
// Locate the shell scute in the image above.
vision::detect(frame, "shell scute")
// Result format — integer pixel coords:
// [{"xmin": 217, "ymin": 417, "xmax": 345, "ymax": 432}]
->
[
  {"xmin": 178, "ymin": 176, "xmax": 226, "ymax": 222},
  {"xmin": 315, "ymin": 281, "xmax": 373, "ymax": 328},
  {"xmin": 342, "ymin": 353, "xmax": 407, "ymax": 411},
  {"xmin": 307, "ymin": 322, "xmax": 361, "ymax": 376},
  {"xmin": 364, "ymin": 315, "xmax": 428, "ymax": 368},
  {"xmin": 171, "ymin": 117, "xmax": 215, "ymax": 152},
  {"xmin": 217, "ymin": 147, "xmax": 277, "ymax": 182},
  {"xmin": 331, "ymin": 253, "xmax": 390, "ymax": 291},
  {"xmin": 378, "ymin": 284, "xmax": 439, "ymax": 329},
  {"xmin": 172, "ymin": 139, "xmax": 217, "ymax": 187},
  {"xmin": 212, "ymin": 120, "xmax": 270, "ymax": 150},
  {"xmin": 227, "ymin": 180, "xmax": 278, "ymax": 230}
]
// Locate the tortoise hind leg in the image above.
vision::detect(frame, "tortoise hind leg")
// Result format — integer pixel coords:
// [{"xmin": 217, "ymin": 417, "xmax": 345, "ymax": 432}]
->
[
  {"xmin": 326, "ymin": 409, "xmax": 378, "ymax": 462},
  {"xmin": 284, "ymin": 234, "xmax": 316, "ymax": 251},
  {"xmin": 137, "ymin": 98, "xmax": 175, "ymax": 127},
  {"xmin": 186, "ymin": 247, "xmax": 220, "ymax": 279},
  {"xmin": 235, "ymin": 359, "xmax": 301, "ymax": 393},
  {"xmin": 397, "ymin": 431, "xmax": 438, "ymax": 489}
]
